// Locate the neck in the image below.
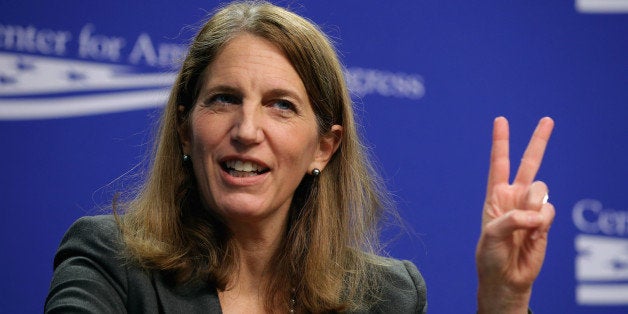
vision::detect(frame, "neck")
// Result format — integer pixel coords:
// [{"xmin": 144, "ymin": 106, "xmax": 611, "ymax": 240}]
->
[
  {"xmin": 218, "ymin": 216, "xmax": 289, "ymax": 313},
  {"xmin": 226, "ymin": 213, "xmax": 289, "ymax": 292}
]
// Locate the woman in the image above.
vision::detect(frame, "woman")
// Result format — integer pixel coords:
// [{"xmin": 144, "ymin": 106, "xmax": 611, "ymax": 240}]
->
[{"xmin": 46, "ymin": 1, "xmax": 555, "ymax": 313}]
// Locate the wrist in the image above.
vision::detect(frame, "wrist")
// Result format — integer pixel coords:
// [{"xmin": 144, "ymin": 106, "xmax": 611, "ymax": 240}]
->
[{"xmin": 477, "ymin": 282, "xmax": 531, "ymax": 314}]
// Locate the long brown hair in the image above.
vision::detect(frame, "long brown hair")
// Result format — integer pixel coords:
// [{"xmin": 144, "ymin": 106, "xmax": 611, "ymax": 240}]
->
[{"xmin": 118, "ymin": 1, "xmax": 396, "ymax": 312}]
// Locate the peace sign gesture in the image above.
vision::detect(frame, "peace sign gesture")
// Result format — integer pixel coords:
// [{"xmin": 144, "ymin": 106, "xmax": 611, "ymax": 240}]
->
[{"xmin": 476, "ymin": 117, "xmax": 555, "ymax": 314}]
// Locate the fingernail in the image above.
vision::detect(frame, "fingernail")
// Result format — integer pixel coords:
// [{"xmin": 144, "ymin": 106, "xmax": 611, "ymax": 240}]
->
[{"xmin": 530, "ymin": 230, "xmax": 541, "ymax": 239}]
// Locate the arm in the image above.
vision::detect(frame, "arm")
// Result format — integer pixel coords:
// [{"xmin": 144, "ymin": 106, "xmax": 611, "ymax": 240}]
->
[
  {"xmin": 475, "ymin": 117, "xmax": 555, "ymax": 314},
  {"xmin": 45, "ymin": 216, "xmax": 128, "ymax": 314}
]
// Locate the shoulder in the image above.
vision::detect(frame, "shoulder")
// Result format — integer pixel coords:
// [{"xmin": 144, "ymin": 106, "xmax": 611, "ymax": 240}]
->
[
  {"xmin": 66, "ymin": 214, "xmax": 119, "ymax": 234},
  {"xmin": 46, "ymin": 215, "xmax": 223, "ymax": 313},
  {"xmin": 366, "ymin": 258, "xmax": 427, "ymax": 313},
  {"xmin": 57, "ymin": 215, "xmax": 121, "ymax": 249},
  {"xmin": 52, "ymin": 215, "xmax": 123, "ymax": 268},
  {"xmin": 46, "ymin": 215, "xmax": 132, "ymax": 313}
]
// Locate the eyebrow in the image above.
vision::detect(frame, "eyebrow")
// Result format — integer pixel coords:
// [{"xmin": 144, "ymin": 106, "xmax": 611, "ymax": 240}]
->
[
  {"xmin": 264, "ymin": 88, "xmax": 307, "ymax": 104},
  {"xmin": 201, "ymin": 84, "xmax": 307, "ymax": 104},
  {"xmin": 200, "ymin": 85, "xmax": 242, "ymax": 98}
]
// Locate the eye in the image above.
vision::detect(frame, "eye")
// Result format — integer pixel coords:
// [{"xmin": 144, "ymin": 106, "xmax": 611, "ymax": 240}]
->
[
  {"xmin": 206, "ymin": 93, "xmax": 241, "ymax": 106},
  {"xmin": 270, "ymin": 99, "xmax": 296, "ymax": 112},
  {"xmin": 215, "ymin": 94, "xmax": 239, "ymax": 104}
]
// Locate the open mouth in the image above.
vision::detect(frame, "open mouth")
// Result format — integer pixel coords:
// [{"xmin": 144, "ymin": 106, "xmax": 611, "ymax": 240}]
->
[{"xmin": 221, "ymin": 159, "xmax": 270, "ymax": 177}]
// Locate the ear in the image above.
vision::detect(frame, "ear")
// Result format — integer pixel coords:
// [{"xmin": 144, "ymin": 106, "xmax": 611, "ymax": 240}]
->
[
  {"xmin": 177, "ymin": 105, "xmax": 192, "ymax": 155},
  {"xmin": 310, "ymin": 124, "xmax": 343, "ymax": 172}
]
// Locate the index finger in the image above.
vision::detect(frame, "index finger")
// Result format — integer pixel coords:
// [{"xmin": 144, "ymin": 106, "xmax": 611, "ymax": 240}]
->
[
  {"xmin": 486, "ymin": 116, "xmax": 510, "ymax": 197},
  {"xmin": 513, "ymin": 117, "xmax": 555, "ymax": 186}
]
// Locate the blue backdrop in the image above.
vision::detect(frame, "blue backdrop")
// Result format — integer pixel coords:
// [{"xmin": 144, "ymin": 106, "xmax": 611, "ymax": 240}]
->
[{"xmin": 1, "ymin": 1, "xmax": 627, "ymax": 313}]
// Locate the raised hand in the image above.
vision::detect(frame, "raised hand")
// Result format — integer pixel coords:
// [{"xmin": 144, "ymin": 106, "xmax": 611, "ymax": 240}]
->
[{"xmin": 476, "ymin": 117, "xmax": 555, "ymax": 314}]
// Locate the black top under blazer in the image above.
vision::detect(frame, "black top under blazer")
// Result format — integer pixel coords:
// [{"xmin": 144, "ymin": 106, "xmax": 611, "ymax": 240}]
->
[{"xmin": 45, "ymin": 215, "xmax": 427, "ymax": 313}]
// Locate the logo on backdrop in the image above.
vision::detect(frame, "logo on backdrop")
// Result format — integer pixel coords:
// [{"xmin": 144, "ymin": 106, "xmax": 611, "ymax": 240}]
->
[
  {"xmin": 576, "ymin": 0, "xmax": 628, "ymax": 13},
  {"xmin": 0, "ymin": 23, "xmax": 425, "ymax": 120},
  {"xmin": 573, "ymin": 199, "xmax": 628, "ymax": 305},
  {"xmin": 0, "ymin": 23, "xmax": 184, "ymax": 120}
]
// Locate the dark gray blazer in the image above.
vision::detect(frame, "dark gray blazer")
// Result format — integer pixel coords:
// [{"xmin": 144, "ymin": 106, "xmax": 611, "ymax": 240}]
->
[{"xmin": 45, "ymin": 215, "xmax": 427, "ymax": 313}]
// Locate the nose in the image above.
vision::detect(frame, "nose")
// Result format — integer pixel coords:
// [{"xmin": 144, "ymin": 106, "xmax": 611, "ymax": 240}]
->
[{"xmin": 230, "ymin": 102, "xmax": 264, "ymax": 146}]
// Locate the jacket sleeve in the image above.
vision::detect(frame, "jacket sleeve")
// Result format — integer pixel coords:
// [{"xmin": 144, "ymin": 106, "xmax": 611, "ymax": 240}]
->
[
  {"xmin": 362, "ymin": 259, "xmax": 427, "ymax": 314},
  {"xmin": 45, "ymin": 215, "xmax": 129, "ymax": 314},
  {"xmin": 402, "ymin": 260, "xmax": 427, "ymax": 313},
  {"xmin": 402, "ymin": 260, "xmax": 427, "ymax": 314}
]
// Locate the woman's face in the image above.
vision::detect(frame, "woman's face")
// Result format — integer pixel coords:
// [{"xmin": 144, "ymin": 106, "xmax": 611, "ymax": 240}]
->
[{"xmin": 180, "ymin": 33, "xmax": 339, "ymax": 227}]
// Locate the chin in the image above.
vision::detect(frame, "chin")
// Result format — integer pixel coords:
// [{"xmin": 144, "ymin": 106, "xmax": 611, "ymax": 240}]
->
[{"xmin": 212, "ymin": 198, "xmax": 285, "ymax": 224}]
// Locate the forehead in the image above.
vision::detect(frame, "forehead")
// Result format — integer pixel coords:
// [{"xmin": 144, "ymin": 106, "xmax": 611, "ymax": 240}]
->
[{"xmin": 202, "ymin": 33, "xmax": 306, "ymax": 91}]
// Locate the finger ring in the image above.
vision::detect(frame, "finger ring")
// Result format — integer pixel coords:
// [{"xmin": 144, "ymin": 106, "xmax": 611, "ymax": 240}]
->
[{"xmin": 542, "ymin": 193, "xmax": 549, "ymax": 204}]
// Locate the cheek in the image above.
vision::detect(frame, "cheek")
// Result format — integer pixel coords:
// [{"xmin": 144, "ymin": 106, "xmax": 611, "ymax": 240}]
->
[
  {"xmin": 190, "ymin": 115, "xmax": 226, "ymax": 151},
  {"xmin": 281, "ymin": 130, "xmax": 319, "ymax": 166},
  {"xmin": 190, "ymin": 134, "xmax": 212, "ymax": 161},
  {"xmin": 188, "ymin": 117, "xmax": 225, "ymax": 186}
]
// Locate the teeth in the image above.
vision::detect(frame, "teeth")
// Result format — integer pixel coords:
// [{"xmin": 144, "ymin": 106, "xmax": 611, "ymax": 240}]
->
[{"xmin": 225, "ymin": 160, "xmax": 264, "ymax": 172}]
